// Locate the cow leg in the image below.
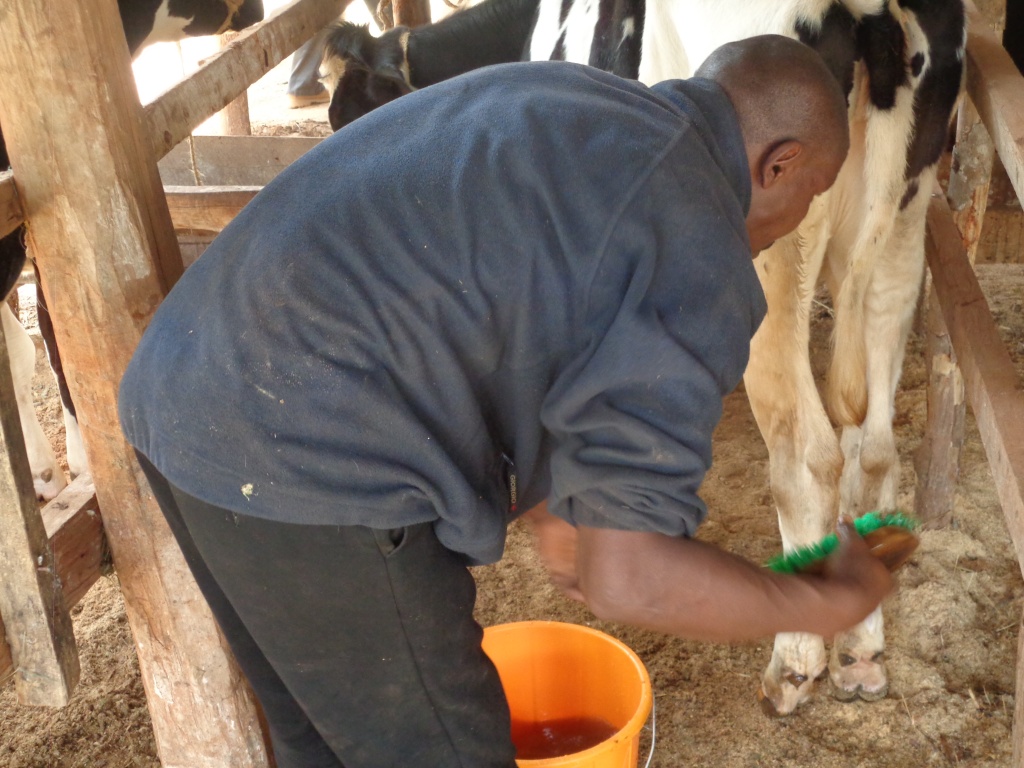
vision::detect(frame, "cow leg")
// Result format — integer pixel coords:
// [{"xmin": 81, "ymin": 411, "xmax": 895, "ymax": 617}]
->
[
  {"xmin": 827, "ymin": 173, "xmax": 931, "ymax": 702},
  {"xmin": 745, "ymin": 199, "xmax": 841, "ymax": 716},
  {"xmin": 1, "ymin": 303, "xmax": 67, "ymax": 500},
  {"xmin": 35, "ymin": 275, "xmax": 89, "ymax": 479}
]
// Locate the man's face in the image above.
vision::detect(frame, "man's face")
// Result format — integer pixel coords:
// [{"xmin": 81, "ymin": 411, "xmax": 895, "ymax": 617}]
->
[{"xmin": 746, "ymin": 148, "xmax": 846, "ymax": 256}]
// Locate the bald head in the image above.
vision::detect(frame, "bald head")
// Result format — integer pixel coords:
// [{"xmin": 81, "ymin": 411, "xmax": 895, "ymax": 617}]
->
[
  {"xmin": 696, "ymin": 34, "xmax": 849, "ymax": 164},
  {"xmin": 695, "ymin": 35, "xmax": 851, "ymax": 254}
]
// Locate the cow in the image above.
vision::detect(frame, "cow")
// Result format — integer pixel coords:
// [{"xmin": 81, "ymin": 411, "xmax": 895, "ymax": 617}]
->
[
  {"xmin": 0, "ymin": 0, "xmax": 265, "ymax": 500},
  {"xmin": 319, "ymin": 0, "xmax": 967, "ymax": 716}
]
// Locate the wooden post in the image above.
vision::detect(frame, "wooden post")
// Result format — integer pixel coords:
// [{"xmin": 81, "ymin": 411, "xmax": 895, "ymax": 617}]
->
[
  {"xmin": 0, "ymin": 0, "xmax": 270, "ymax": 764},
  {"xmin": 914, "ymin": 1, "xmax": 1005, "ymax": 526},
  {"xmin": 913, "ymin": 289, "xmax": 967, "ymax": 529},
  {"xmin": 0, "ymin": 319, "xmax": 79, "ymax": 707},
  {"xmin": 392, "ymin": 0, "xmax": 431, "ymax": 28},
  {"xmin": 218, "ymin": 32, "xmax": 252, "ymax": 136},
  {"xmin": 914, "ymin": 100, "xmax": 993, "ymax": 526}
]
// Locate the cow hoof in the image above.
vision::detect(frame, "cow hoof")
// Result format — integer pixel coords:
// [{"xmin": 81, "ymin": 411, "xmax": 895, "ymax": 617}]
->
[
  {"xmin": 758, "ymin": 664, "xmax": 826, "ymax": 717},
  {"xmin": 828, "ymin": 649, "xmax": 888, "ymax": 703},
  {"xmin": 828, "ymin": 676, "xmax": 889, "ymax": 702},
  {"xmin": 34, "ymin": 467, "xmax": 67, "ymax": 502}
]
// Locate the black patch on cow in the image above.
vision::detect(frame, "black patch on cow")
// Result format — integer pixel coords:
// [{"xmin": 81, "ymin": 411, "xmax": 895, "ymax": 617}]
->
[
  {"xmin": 0, "ymin": 125, "xmax": 27, "ymax": 300},
  {"xmin": 116, "ymin": 0, "xmax": 263, "ymax": 54},
  {"xmin": 230, "ymin": 0, "xmax": 264, "ymax": 32},
  {"xmin": 898, "ymin": 179, "xmax": 920, "ymax": 211},
  {"xmin": 168, "ymin": 0, "xmax": 263, "ymax": 39},
  {"xmin": 589, "ymin": 0, "xmax": 644, "ymax": 79},
  {"xmin": 910, "ymin": 51, "xmax": 924, "ymax": 76},
  {"xmin": 796, "ymin": 4, "xmax": 858, "ymax": 100},
  {"xmin": 32, "ymin": 267, "xmax": 75, "ymax": 419},
  {"xmin": 898, "ymin": 0, "xmax": 965, "ymax": 179},
  {"xmin": 855, "ymin": 10, "xmax": 907, "ymax": 111},
  {"xmin": 410, "ymin": 0, "xmax": 541, "ymax": 86},
  {"xmin": 118, "ymin": 0, "xmax": 166, "ymax": 53},
  {"xmin": 1006, "ymin": 0, "xmax": 1024, "ymax": 73}
]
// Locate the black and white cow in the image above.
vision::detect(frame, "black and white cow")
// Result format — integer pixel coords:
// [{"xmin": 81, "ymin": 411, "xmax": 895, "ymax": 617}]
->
[
  {"xmin": 0, "ymin": 0, "xmax": 265, "ymax": 500},
  {"xmin": 321, "ymin": 0, "xmax": 967, "ymax": 716}
]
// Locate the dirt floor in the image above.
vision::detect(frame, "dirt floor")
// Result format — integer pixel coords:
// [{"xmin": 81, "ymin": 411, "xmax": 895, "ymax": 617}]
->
[{"xmin": 1, "ymin": 47, "xmax": 1023, "ymax": 768}]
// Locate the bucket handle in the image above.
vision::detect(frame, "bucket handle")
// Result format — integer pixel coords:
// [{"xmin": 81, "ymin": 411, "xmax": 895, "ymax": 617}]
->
[{"xmin": 642, "ymin": 695, "xmax": 657, "ymax": 768}]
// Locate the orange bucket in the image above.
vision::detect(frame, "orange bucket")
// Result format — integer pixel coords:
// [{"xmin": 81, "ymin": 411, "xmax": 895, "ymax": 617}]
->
[{"xmin": 482, "ymin": 621, "xmax": 653, "ymax": 768}]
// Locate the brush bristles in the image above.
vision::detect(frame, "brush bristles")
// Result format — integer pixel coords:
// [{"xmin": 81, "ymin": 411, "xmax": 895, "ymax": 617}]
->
[{"xmin": 765, "ymin": 511, "xmax": 919, "ymax": 574}]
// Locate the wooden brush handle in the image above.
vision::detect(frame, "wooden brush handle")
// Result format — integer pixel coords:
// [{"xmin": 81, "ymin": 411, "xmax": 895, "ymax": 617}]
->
[{"xmin": 862, "ymin": 525, "xmax": 920, "ymax": 572}]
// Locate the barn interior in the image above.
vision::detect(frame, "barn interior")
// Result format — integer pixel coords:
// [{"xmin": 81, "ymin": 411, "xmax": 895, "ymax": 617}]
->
[{"xmin": 0, "ymin": 0, "xmax": 1022, "ymax": 765}]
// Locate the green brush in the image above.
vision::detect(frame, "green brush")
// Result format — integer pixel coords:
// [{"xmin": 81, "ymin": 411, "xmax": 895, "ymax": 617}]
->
[{"xmin": 766, "ymin": 511, "xmax": 920, "ymax": 575}]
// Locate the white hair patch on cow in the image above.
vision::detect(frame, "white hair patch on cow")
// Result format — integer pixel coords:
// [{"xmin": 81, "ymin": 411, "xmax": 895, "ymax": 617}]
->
[{"xmin": 140, "ymin": 1, "xmax": 194, "ymax": 49}]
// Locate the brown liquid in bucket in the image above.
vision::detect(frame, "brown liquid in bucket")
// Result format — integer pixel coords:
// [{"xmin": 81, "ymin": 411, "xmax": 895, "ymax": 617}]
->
[{"xmin": 512, "ymin": 716, "xmax": 618, "ymax": 760}]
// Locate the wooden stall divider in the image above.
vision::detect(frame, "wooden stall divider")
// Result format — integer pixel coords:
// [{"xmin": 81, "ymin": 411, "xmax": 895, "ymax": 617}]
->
[
  {"xmin": 0, "ymin": 319, "xmax": 79, "ymax": 707},
  {"xmin": 0, "ymin": 474, "xmax": 108, "ymax": 685}
]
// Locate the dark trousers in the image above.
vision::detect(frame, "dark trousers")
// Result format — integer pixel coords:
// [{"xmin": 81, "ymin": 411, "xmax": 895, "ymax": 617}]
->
[{"xmin": 136, "ymin": 452, "xmax": 516, "ymax": 768}]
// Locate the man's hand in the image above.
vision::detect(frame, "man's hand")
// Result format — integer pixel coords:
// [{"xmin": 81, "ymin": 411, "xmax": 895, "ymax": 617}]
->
[{"xmin": 521, "ymin": 503, "xmax": 584, "ymax": 602}]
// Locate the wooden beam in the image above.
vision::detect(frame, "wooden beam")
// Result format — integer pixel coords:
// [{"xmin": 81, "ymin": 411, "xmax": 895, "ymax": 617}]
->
[
  {"xmin": 0, "ymin": 171, "xmax": 23, "ymax": 240},
  {"xmin": 0, "ymin": 0, "xmax": 270, "ymax": 762},
  {"xmin": 166, "ymin": 186, "xmax": 261, "ymax": 233},
  {"xmin": 158, "ymin": 135, "xmax": 322, "ymax": 186},
  {"xmin": 1017, "ymin": 607, "xmax": 1024, "ymax": 768},
  {"xmin": 393, "ymin": 0, "xmax": 431, "ymax": 28},
  {"xmin": 965, "ymin": 1, "xmax": 1024, "ymax": 204},
  {"xmin": 925, "ymin": 192, "xmax": 1024, "ymax": 577},
  {"xmin": 146, "ymin": 0, "xmax": 349, "ymax": 160},
  {"xmin": 0, "ymin": 316, "xmax": 79, "ymax": 707},
  {"xmin": 0, "ymin": 474, "xmax": 108, "ymax": 685}
]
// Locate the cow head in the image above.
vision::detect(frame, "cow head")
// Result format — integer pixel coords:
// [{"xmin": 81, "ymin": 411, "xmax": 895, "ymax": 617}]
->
[{"xmin": 322, "ymin": 22, "xmax": 414, "ymax": 131}]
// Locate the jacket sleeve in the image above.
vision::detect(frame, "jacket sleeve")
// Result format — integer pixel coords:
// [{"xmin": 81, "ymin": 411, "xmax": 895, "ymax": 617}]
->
[{"xmin": 541, "ymin": 158, "xmax": 765, "ymax": 536}]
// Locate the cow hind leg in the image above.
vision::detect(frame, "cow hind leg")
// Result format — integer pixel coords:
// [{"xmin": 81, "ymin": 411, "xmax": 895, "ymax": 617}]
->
[
  {"xmin": 1, "ymin": 303, "xmax": 67, "ymax": 500},
  {"xmin": 35, "ymin": 278, "xmax": 89, "ymax": 479}
]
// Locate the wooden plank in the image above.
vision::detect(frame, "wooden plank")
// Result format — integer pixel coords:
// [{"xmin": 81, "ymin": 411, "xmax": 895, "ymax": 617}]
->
[
  {"xmin": 166, "ymin": 186, "xmax": 261, "ymax": 233},
  {"xmin": 158, "ymin": 135, "xmax": 322, "ymax": 186},
  {"xmin": 926, "ymin": 192, "xmax": 1024, "ymax": 577},
  {"xmin": 146, "ymin": 0, "xmax": 348, "ymax": 160},
  {"xmin": 0, "ymin": 315, "xmax": 79, "ymax": 706},
  {"xmin": 1, "ymin": 171, "xmax": 23, "ymax": 240},
  {"xmin": 40, "ymin": 473, "xmax": 106, "ymax": 609},
  {"xmin": 393, "ymin": 0, "xmax": 431, "ymax": 27},
  {"xmin": 916, "ymin": 96, "xmax": 994, "ymax": 526},
  {"xmin": 0, "ymin": 0, "xmax": 270, "ymax": 762},
  {"xmin": 913, "ymin": 290, "xmax": 967, "ymax": 528},
  {"xmin": 0, "ymin": 474, "xmax": 108, "ymax": 685},
  {"xmin": 1017, "ymin": 606, "xmax": 1024, "ymax": 768},
  {"xmin": 965, "ymin": 0, "xmax": 1024, "ymax": 204},
  {"xmin": 947, "ymin": 97, "xmax": 996, "ymax": 264}
]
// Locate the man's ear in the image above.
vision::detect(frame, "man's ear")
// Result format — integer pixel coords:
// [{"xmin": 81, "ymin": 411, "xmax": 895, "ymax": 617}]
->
[{"xmin": 757, "ymin": 140, "xmax": 803, "ymax": 188}]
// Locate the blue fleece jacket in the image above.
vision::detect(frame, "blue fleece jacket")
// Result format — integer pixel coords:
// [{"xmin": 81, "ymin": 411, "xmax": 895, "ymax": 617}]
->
[{"xmin": 119, "ymin": 61, "xmax": 765, "ymax": 565}]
